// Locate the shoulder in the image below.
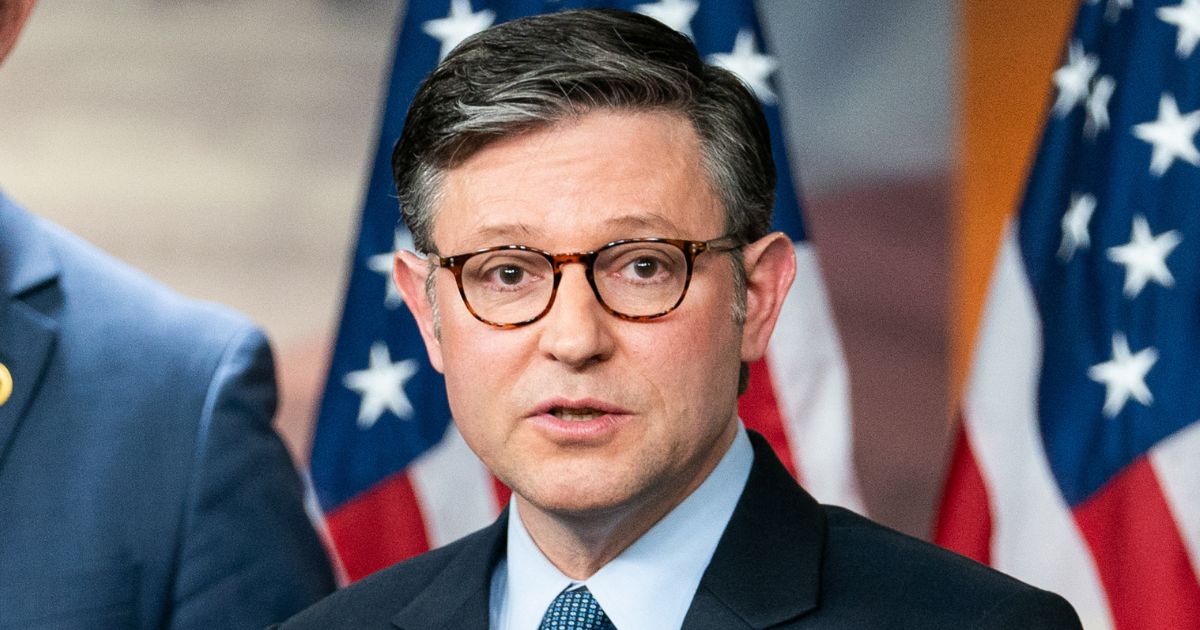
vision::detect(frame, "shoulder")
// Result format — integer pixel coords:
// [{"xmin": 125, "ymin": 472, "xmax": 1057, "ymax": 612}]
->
[
  {"xmin": 816, "ymin": 506, "xmax": 1081, "ymax": 628},
  {"xmin": 38, "ymin": 214, "xmax": 258, "ymax": 351},
  {"xmin": 12, "ymin": 210, "xmax": 278, "ymax": 487},
  {"xmin": 280, "ymin": 531, "xmax": 487, "ymax": 629},
  {"xmin": 25, "ymin": 212, "xmax": 271, "ymax": 423},
  {"xmin": 725, "ymin": 432, "xmax": 1080, "ymax": 627}
]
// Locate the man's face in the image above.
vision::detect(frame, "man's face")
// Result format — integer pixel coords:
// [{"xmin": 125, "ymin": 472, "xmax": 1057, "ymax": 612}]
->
[
  {"xmin": 403, "ymin": 110, "xmax": 752, "ymax": 526},
  {"xmin": 0, "ymin": 0, "xmax": 35, "ymax": 65}
]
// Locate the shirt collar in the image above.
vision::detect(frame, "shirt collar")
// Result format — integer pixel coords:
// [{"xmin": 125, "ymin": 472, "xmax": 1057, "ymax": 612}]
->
[{"xmin": 498, "ymin": 425, "xmax": 754, "ymax": 630}]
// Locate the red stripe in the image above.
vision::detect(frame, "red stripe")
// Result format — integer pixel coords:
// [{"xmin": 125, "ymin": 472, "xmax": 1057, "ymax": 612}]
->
[
  {"xmin": 738, "ymin": 357, "xmax": 798, "ymax": 478},
  {"xmin": 933, "ymin": 422, "xmax": 993, "ymax": 564},
  {"xmin": 491, "ymin": 475, "xmax": 512, "ymax": 511},
  {"xmin": 326, "ymin": 472, "xmax": 430, "ymax": 582},
  {"xmin": 1074, "ymin": 457, "xmax": 1200, "ymax": 630}
]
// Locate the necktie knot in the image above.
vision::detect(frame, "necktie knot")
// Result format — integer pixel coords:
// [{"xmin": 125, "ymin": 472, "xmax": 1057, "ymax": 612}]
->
[{"xmin": 537, "ymin": 586, "xmax": 615, "ymax": 630}]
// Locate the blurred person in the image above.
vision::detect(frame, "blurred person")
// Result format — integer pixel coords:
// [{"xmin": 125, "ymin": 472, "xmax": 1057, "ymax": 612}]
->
[
  {"xmin": 0, "ymin": 1, "xmax": 335, "ymax": 627},
  {"xmin": 281, "ymin": 10, "xmax": 1081, "ymax": 629}
]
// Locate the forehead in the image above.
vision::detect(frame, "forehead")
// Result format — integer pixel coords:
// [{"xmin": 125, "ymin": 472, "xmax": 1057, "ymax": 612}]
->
[{"xmin": 431, "ymin": 110, "xmax": 724, "ymax": 252}]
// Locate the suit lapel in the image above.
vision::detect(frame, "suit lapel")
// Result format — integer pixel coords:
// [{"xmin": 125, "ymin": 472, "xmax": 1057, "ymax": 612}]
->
[
  {"xmin": 682, "ymin": 432, "xmax": 825, "ymax": 629},
  {"xmin": 0, "ymin": 196, "xmax": 60, "ymax": 471},
  {"xmin": 391, "ymin": 510, "xmax": 508, "ymax": 630}
]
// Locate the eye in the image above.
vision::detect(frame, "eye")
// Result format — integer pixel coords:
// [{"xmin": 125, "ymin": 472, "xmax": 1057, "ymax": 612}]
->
[
  {"xmin": 494, "ymin": 265, "xmax": 525, "ymax": 285},
  {"xmin": 465, "ymin": 252, "xmax": 547, "ymax": 293},
  {"xmin": 630, "ymin": 257, "xmax": 661, "ymax": 279},
  {"xmin": 480, "ymin": 261, "xmax": 539, "ymax": 289},
  {"xmin": 608, "ymin": 248, "xmax": 679, "ymax": 285}
]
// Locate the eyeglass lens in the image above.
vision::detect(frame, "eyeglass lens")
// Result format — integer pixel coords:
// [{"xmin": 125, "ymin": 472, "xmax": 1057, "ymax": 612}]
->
[{"xmin": 459, "ymin": 241, "xmax": 689, "ymax": 324}]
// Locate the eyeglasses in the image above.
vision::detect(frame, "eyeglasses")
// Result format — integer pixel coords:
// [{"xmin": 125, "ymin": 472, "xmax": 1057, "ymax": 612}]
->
[{"xmin": 428, "ymin": 236, "xmax": 742, "ymax": 328}]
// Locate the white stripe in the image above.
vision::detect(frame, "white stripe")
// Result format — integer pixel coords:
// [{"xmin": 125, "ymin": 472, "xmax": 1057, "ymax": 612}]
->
[
  {"xmin": 767, "ymin": 243, "xmax": 864, "ymax": 512},
  {"xmin": 963, "ymin": 229, "xmax": 1114, "ymax": 630},
  {"xmin": 408, "ymin": 423, "xmax": 500, "ymax": 548},
  {"xmin": 303, "ymin": 470, "xmax": 351, "ymax": 585},
  {"xmin": 1149, "ymin": 420, "xmax": 1200, "ymax": 580}
]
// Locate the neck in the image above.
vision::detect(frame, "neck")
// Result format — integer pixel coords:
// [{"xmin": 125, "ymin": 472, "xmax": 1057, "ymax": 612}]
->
[
  {"xmin": 514, "ymin": 423, "xmax": 738, "ymax": 580},
  {"xmin": 515, "ymin": 503, "xmax": 639, "ymax": 579}
]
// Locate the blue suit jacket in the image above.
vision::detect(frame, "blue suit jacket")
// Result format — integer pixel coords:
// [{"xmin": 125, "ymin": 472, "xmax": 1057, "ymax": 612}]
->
[
  {"xmin": 280, "ymin": 432, "xmax": 1082, "ymax": 629},
  {"xmin": 0, "ymin": 194, "xmax": 336, "ymax": 628}
]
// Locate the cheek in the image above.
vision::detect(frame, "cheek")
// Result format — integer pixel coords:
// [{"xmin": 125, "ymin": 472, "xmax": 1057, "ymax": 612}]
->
[
  {"xmin": 625, "ymin": 315, "xmax": 742, "ymax": 415},
  {"xmin": 438, "ymin": 319, "xmax": 542, "ymax": 431},
  {"xmin": 440, "ymin": 339, "xmax": 517, "ymax": 468},
  {"xmin": 442, "ymin": 332, "xmax": 520, "ymax": 400}
]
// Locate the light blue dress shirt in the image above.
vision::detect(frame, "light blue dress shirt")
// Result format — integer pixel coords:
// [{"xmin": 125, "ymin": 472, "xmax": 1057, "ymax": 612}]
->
[{"xmin": 489, "ymin": 425, "xmax": 754, "ymax": 630}]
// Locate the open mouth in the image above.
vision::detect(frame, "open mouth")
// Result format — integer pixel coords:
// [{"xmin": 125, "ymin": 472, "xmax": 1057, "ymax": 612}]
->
[
  {"xmin": 550, "ymin": 407, "xmax": 606, "ymax": 422},
  {"xmin": 530, "ymin": 399, "xmax": 630, "ymax": 439}
]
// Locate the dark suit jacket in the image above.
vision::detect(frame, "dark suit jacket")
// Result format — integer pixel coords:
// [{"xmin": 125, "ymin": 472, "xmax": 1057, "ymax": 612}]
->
[
  {"xmin": 0, "ymin": 194, "xmax": 336, "ymax": 628},
  {"xmin": 280, "ymin": 432, "xmax": 1081, "ymax": 629}
]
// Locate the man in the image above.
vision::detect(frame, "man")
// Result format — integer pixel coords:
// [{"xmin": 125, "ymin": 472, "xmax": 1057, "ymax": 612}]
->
[
  {"xmin": 0, "ymin": 2, "xmax": 336, "ymax": 627},
  {"xmin": 283, "ymin": 9, "xmax": 1082, "ymax": 629}
]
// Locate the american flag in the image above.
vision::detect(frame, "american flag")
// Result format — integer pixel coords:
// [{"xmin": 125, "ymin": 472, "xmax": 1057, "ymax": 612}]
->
[
  {"xmin": 310, "ymin": 0, "xmax": 860, "ymax": 583},
  {"xmin": 935, "ymin": 1, "xmax": 1200, "ymax": 628}
]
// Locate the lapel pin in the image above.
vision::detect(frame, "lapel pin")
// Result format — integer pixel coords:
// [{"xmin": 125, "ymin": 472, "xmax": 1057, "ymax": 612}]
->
[{"xmin": 0, "ymin": 362, "xmax": 11, "ymax": 407}]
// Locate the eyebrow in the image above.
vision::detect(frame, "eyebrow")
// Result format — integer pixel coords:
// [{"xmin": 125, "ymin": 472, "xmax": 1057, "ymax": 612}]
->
[
  {"xmin": 463, "ymin": 223, "xmax": 537, "ymax": 248},
  {"xmin": 461, "ymin": 212, "xmax": 688, "ymax": 250},
  {"xmin": 600, "ymin": 212, "xmax": 686, "ymax": 234}
]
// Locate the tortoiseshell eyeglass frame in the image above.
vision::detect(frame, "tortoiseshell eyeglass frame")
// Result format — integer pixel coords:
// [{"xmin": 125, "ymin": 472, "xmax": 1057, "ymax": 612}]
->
[{"xmin": 426, "ymin": 236, "xmax": 743, "ymax": 329}]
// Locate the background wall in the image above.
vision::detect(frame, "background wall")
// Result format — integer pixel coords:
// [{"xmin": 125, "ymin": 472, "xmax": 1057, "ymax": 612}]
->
[{"xmin": 0, "ymin": 0, "xmax": 956, "ymax": 537}]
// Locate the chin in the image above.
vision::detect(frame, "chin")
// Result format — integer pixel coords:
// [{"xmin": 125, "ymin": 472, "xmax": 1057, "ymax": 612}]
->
[
  {"xmin": 531, "ymin": 494, "xmax": 644, "ymax": 526},
  {"xmin": 513, "ymin": 467, "xmax": 647, "ymax": 519}
]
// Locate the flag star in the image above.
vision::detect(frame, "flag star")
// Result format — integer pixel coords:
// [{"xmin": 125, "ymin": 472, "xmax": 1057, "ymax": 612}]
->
[
  {"xmin": 1106, "ymin": 0, "xmax": 1133, "ymax": 22},
  {"xmin": 1088, "ymin": 333, "xmax": 1158, "ymax": 418},
  {"xmin": 1132, "ymin": 93, "xmax": 1200, "ymax": 176},
  {"xmin": 367, "ymin": 229, "xmax": 415, "ymax": 309},
  {"xmin": 1158, "ymin": 0, "xmax": 1200, "ymax": 58},
  {"xmin": 423, "ymin": 0, "xmax": 496, "ymax": 61},
  {"xmin": 1106, "ymin": 215, "xmax": 1182, "ymax": 298},
  {"xmin": 1084, "ymin": 76, "xmax": 1115, "ymax": 138},
  {"xmin": 1052, "ymin": 41, "xmax": 1099, "ymax": 116},
  {"xmin": 708, "ymin": 28, "xmax": 779, "ymax": 104},
  {"xmin": 1058, "ymin": 193, "xmax": 1097, "ymax": 260},
  {"xmin": 634, "ymin": 0, "xmax": 699, "ymax": 39},
  {"xmin": 343, "ymin": 341, "xmax": 420, "ymax": 429}
]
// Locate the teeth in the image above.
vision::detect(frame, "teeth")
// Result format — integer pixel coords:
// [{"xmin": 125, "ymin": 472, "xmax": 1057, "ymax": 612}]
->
[{"xmin": 552, "ymin": 408, "xmax": 604, "ymax": 421}]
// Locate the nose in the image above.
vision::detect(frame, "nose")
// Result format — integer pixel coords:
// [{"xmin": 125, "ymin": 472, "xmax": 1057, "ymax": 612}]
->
[{"xmin": 536, "ymin": 263, "xmax": 615, "ymax": 368}]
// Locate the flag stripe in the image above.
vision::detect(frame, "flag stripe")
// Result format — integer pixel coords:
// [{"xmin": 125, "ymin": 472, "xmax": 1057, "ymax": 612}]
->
[
  {"xmin": 957, "ymin": 231, "xmax": 1113, "ymax": 629},
  {"xmin": 765, "ymin": 244, "xmax": 862, "ymax": 511},
  {"xmin": 491, "ymin": 476, "xmax": 513, "ymax": 512},
  {"xmin": 738, "ymin": 358, "xmax": 798, "ymax": 478},
  {"xmin": 1151, "ymin": 421, "xmax": 1200, "ymax": 578},
  {"xmin": 408, "ymin": 425, "xmax": 501, "ymax": 549},
  {"xmin": 328, "ymin": 473, "xmax": 431, "ymax": 582},
  {"xmin": 933, "ymin": 425, "xmax": 991, "ymax": 565},
  {"xmin": 1073, "ymin": 457, "xmax": 1200, "ymax": 630}
]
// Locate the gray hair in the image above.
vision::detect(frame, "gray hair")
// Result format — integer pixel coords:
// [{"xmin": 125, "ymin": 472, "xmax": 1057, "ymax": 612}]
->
[
  {"xmin": 393, "ymin": 9, "xmax": 778, "ymax": 330},
  {"xmin": 394, "ymin": 9, "xmax": 775, "ymax": 243}
]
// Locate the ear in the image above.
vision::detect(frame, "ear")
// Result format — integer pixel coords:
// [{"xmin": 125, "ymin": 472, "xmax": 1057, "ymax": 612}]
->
[
  {"xmin": 393, "ymin": 250, "xmax": 445, "ymax": 373},
  {"xmin": 0, "ymin": 0, "xmax": 38, "ymax": 65},
  {"xmin": 739, "ymin": 232, "xmax": 796, "ymax": 362}
]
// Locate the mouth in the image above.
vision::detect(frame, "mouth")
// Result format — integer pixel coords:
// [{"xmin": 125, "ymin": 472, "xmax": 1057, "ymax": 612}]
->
[
  {"xmin": 531, "ymin": 398, "xmax": 629, "ymax": 420},
  {"xmin": 549, "ymin": 406, "xmax": 608, "ymax": 422},
  {"xmin": 528, "ymin": 398, "xmax": 632, "ymax": 441}
]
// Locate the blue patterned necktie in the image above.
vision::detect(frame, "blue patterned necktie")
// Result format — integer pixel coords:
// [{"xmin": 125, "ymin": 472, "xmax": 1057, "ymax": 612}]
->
[{"xmin": 537, "ymin": 586, "xmax": 616, "ymax": 630}]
